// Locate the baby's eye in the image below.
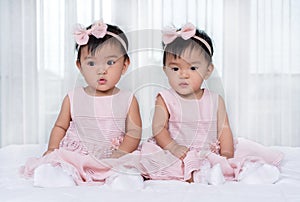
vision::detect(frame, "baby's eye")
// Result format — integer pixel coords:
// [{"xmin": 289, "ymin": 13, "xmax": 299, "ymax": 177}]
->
[
  {"xmin": 190, "ymin": 66, "xmax": 199, "ymax": 71},
  {"xmin": 171, "ymin": 67, "xmax": 179, "ymax": 71},
  {"xmin": 107, "ymin": 60, "xmax": 115, "ymax": 65},
  {"xmin": 87, "ymin": 61, "xmax": 95, "ymax": 66}
]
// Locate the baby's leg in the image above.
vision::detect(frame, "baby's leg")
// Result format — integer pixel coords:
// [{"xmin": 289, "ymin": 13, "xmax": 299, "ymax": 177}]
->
[
  {"xmin": 237, "ymin": 161, "xmax": 280, "ymax": 184},
  {"xmin": 33, "ymin": 163, "xmax": 76, "ymax": 187}
]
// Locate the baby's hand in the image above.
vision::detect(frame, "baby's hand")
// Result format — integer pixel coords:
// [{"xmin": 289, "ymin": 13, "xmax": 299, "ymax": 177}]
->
[
  {"xmin": 165, "ymin": 141, "xmax": 189, "ymax": 160},
  {"xmin": 110, "ymin": 149, "xmax": 127, "ymax": 158},
  {"xmin": 42, "ymin": 148, "xmax": 55, "ymax": 156},
  {"xmin": 209, "ymin": 140, "xmax": 220, "ymax": 154},
  {"xmin": 171, "ymin": 144, "xmax": 189, "ymax": 160}
]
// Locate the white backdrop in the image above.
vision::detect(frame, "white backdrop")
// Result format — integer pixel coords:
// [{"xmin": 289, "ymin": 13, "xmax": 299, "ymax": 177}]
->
[{"xmin": 0, "ymin": 0, "xmax": 299, "ymax": 147}]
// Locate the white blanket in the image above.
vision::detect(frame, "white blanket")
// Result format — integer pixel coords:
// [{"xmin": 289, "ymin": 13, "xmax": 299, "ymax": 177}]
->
[{"xmin": 1, "ymin": 144, "xmax": 300, "ymax": 202}]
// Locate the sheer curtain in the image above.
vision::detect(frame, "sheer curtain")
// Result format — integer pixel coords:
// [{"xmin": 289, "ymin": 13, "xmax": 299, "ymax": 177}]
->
[
  {"xmin": 0, "ymin": 0, "xmax": 299, "ymax": 147},
  {"xmin": 0, "ymin": 0, "xmax": 38, "ymax": 146},
  {"xmin": 223, "ymin": 0, "xmax": 300, "ymax": 146}
]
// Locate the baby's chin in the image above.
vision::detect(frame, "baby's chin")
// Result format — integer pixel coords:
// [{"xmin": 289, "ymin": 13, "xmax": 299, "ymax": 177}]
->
[
  {"xmin": 175, "ymin": 91, "xmax": 195, "ymax": 99},
  {"xmin": 85, "ymin": 85, "xmax": 119, "ymax": 96},
  {"xmin": 175, "ymin": 89, "xmax": 203, "ymax": 100}
]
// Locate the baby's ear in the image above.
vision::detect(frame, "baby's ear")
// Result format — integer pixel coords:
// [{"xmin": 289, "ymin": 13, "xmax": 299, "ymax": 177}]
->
[
  {"xmin": 76, "ymin": 60, "xmax": 82, "ymax": 71},
  {"xmin": 204, "ymin": 63, "xmax": 214, "ymax": 80},
  {"xmin": 121, "ymin": 58, "xmax": 130, "ymax": 74}
]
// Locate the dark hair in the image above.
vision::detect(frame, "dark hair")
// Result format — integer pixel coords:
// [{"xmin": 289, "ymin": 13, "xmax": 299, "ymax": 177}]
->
[
  {"xmin": 162, "ymin": 29, "xmax": 213, "ymax": 66},
  {"xmin": 76, "ymin": 24, "xmax": 129, "ymax": 62}
]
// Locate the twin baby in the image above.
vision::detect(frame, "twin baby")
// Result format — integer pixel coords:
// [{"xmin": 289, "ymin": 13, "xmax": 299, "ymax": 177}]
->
[{"xmin": 20, "ymin": 20, "xmax": 283, "ymax": 188}]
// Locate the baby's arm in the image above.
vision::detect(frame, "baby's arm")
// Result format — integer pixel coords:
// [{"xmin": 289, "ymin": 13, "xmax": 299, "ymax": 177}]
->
[
  {"xmin": 152, "ymin": 95, "xmax": 188, "ymax": 160},
  {"xmin": 43, "ymin": 95, "xmax": 71, "ymax": 156},
  {"xmin": 111, "ymin": 96, "xmax": 142, "ymax": 158},
  {"xmin": 217, "ymin": 95, "xmax": 234, "ymax": 159}
]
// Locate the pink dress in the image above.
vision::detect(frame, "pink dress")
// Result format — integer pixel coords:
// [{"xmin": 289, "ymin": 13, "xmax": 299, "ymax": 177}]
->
[
  {"xmin": 140, "ymin": 89, "xmax": 283, "ymax": 181},
  {"xmin": 21, "ymin": 87, "xmax": 140, "ymax": 185}
]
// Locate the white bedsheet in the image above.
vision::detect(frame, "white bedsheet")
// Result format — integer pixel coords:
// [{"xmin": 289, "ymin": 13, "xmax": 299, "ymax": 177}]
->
[{"xmin": 1, "ymin": 144, "xmax": 300, "ymax": 202}]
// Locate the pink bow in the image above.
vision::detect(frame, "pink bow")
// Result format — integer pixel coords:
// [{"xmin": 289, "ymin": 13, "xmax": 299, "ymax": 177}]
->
[
  {"xmin": 162, "ymin": 23, "xmax": 196, "ymax": 44},
  {"xmin": 74, "ymin": 21, "xmax": 108, "ymax": 45}
]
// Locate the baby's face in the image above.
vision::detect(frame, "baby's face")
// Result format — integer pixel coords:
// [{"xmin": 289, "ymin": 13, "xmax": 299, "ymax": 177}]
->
[
  {"xmin": 77, "ymin": 43, "xmax": 129, "ymax": 96},
  {"xmin": 164, "ymin": 48, "xmax": 213, "ymax": 99}
]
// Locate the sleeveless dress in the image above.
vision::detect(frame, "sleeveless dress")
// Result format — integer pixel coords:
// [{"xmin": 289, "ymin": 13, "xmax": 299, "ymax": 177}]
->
[
  {"xmin": 21, "ymin": 87, "xmax": 140, "ymax": 185},
  {"xmin": 140, "ymin": 89, "xmax": 283, "ymax": 181}
]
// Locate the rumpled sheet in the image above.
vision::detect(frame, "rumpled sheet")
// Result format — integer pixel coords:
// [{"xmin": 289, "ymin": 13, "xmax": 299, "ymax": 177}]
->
[{"xmin": 1, "ymin": 144, "xmax": 300, "ymax": 202}]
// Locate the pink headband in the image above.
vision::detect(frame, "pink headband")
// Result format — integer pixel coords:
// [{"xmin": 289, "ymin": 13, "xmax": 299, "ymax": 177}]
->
[
  {"xmin": 73, "ymin": 21, "xmax": 127, "ymax": 51},
  {"xmin": 162, "ymin": 23, "xmax": 212, "ymax": 56}
]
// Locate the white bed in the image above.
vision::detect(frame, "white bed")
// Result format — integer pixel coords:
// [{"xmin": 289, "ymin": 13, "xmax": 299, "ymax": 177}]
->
[{"xmin": 1, "ymin": 144, "xmax": 300, "ymax": 202}]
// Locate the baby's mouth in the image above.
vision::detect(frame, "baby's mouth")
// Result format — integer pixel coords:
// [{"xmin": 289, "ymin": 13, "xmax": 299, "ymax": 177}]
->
[
  {"xmin": 179, "ymin": 82, "xmax": 189, "ymax": 87},
  {"xmin": 98, "ymin": 78, "xmax": 107, "ymax": 85}
]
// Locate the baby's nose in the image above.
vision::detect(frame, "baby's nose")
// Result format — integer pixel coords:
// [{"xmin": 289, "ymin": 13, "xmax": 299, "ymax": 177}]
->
[
  {"xmin": 97, "ymin": 66, "xmax": 108, "ymax": 75},
  {"xmin": 179, "ymin": 69, "xmax": 189, "ymax": 78}
]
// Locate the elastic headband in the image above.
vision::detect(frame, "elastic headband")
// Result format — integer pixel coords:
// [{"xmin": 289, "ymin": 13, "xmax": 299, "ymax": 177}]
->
[
  {"xmin": 162, "ymin": 23, "xmax": 212, "ymax": 56},
  {"xmin": 73, "ymin": 20, "xmax": 127, "ymax": 51}
]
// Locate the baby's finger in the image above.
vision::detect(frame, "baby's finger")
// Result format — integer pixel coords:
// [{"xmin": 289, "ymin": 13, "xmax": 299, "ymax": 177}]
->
[{"xmin": 180, "ymin": 152, "xmax": 187, "ymax": 160}]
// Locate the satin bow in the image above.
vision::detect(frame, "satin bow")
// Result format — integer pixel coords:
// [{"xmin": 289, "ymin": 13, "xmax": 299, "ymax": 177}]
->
[
  {"xmin": 162, "ymin": 23, "xmax": 196, "ymax": 44},
  {"xmin": 74, "ymin": 21, "xmax": 108, "ymax": 45}
]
